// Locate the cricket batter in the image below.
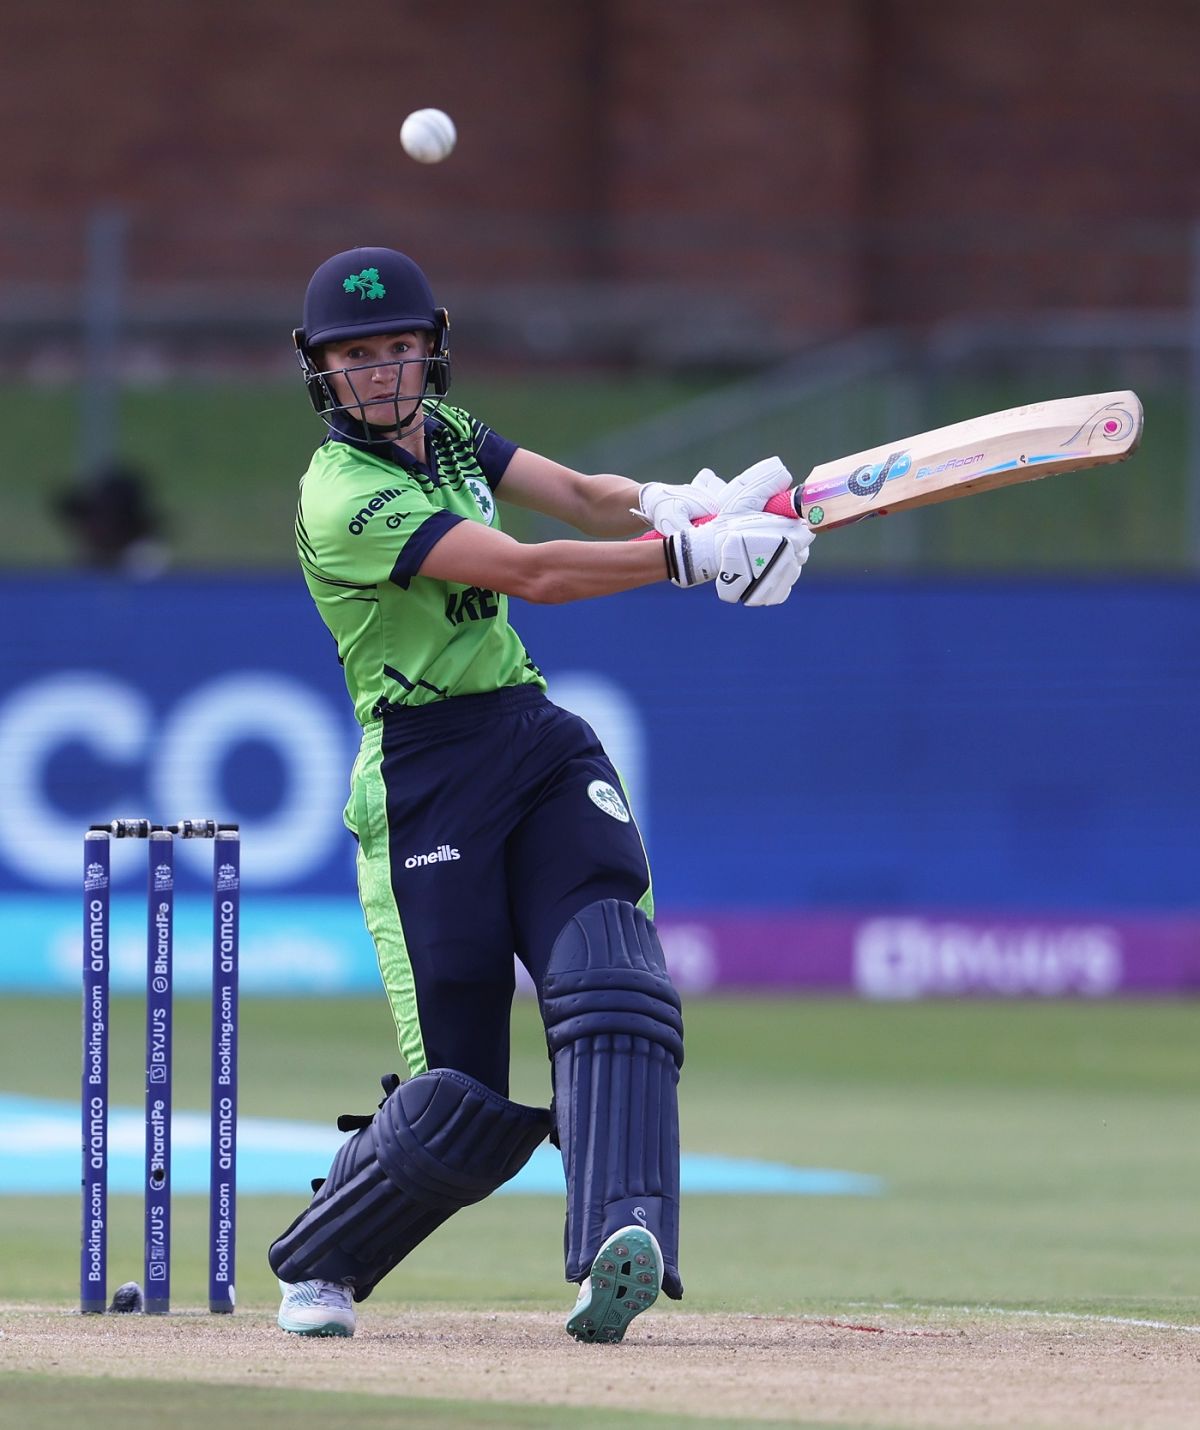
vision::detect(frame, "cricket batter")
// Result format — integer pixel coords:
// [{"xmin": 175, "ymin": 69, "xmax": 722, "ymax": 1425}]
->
[{"xmin": 269, "ymin": 247, "xmax": 815, "ymax": 1342}]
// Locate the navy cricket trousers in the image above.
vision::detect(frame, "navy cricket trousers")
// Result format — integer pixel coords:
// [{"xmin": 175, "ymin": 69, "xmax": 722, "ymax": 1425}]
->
[{"xmin": 344, "ymin": 685, "xmax": 653, "ymax": 1095}]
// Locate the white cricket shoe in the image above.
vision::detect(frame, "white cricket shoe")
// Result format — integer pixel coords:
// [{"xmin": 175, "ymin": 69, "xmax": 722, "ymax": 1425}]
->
[
  {"xmin": 276, "ymin": 1277, "xmax": 356, "ymax": 1337},
  {"xmin": 566, "ymin": 1225, "xmax": 663, "ymax": 1343}
]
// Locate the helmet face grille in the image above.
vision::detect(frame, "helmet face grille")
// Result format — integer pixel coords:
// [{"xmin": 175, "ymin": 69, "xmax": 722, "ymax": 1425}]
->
[{"xmin": 303, "ymin": 351, "xmax": 451, "ymax": 437}]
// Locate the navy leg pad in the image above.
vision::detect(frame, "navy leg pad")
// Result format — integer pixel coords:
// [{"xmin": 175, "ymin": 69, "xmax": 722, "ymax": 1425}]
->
[
  {"xmin": 268, "ymin": 1068, "xmax": 551, "ymax": 1300},
  {"xmin": 543, "ymin": 898, "xmax": 685, "ymax": 1298}
]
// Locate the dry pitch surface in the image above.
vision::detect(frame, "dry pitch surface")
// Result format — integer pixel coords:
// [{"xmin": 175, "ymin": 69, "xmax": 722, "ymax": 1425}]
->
[{"xmin": 3, "ymin": 1304, "xmax": 1199, "ymax": 1428}]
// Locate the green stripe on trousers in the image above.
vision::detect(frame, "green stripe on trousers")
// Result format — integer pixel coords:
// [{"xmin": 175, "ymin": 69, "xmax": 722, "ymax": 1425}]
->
[{"xmin": 344, "ymin": 722, "xmax": 428, "ymax": 1075}]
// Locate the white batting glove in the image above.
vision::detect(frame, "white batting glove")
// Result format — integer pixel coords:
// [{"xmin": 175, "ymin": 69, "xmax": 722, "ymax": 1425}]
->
[
  {"xmin": 715, "ymin": 523, "xmax": 815, "ymax": 606},
  {"xmin": 713, "ymin": 455, "xmax": 795, "ymax": 517},
  {"xmin": 664, "ymin": 512, "xmax": 812, "ymax": 590},
  {"xmin": 635, "ymin": 468, "xmax": 725, "ymax": 536}
]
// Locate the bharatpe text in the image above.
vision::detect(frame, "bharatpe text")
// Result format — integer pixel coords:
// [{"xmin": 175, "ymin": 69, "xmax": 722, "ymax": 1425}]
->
[{"xmin": 80, "ymin": 821, "xmax": 240, "ymax": 1316}]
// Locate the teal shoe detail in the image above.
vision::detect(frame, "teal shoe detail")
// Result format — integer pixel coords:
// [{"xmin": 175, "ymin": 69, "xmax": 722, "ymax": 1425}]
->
[
  {"xmin": 566, "ymin": 1225, "xmax": 663, "ymax": 1344},
  {"xmin": 277, "ymin": 1278, "xmax": 356, "ymax": 1337}
]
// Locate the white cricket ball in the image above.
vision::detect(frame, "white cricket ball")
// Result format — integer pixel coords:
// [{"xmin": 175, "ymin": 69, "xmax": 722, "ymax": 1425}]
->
[{"xmin": 400, "ymin": 109, "xmax": 457, "ymax": 164}]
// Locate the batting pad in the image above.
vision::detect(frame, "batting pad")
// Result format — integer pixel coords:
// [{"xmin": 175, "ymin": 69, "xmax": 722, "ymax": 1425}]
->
[
  {"xmin": 542, "ymin": 898, "xmax": 685, "ymax": 1298},
  {"xmin": 268, "ymin": 1068, "xmax": 551, "ymax": 1300}
]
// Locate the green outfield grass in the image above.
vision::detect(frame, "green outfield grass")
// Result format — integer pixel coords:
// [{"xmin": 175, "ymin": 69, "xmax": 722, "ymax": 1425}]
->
[
  {"xmin": 2, "ymin": 995, "xmax": 1198, "ymax": 1323},
  {"xmin": 4, "ymin": 375, "xmax": 1190, "ymax": 572},
  {"xmin": 2, "ymin": 374, "xmax": 715, "ymax": 568},
  {"xmin": 0, "ymin": 1375, "xmax": 798, "ymax": 1430}
]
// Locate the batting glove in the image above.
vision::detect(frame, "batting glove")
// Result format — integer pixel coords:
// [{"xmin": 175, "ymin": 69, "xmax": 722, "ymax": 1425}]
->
[
  {"xmin": 635, "ymin": 467, "xmax": 725, "ymax": 536},
  {"xmin": 715, "ymin": 523, "xmax": 814, "ymax": 606},
  {"xmin": 664, "ymin": 512, "xmax": 813, "ymax": 591},
  {"xmin": 712, "ymin": 455, "xmax": 795, "ymax": 517}
]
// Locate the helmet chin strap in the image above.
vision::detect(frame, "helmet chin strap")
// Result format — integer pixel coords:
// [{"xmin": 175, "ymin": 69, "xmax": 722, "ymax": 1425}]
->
[{"xmin": 357, "ymin": 402, "xmax": 423, "ymax": 439}]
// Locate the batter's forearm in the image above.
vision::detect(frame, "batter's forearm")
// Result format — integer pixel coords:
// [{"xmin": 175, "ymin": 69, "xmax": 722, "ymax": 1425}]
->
[
  {"xmin": 564, "ymin": 474, "xmax": 647, "ymax": 538},
  {"xmin": 418, "ymin": 515, "xmax": 669, "ymax": 602},
  {"xmin": 518, "ymin": 537, "xmax": 668, "ymax": 602}
]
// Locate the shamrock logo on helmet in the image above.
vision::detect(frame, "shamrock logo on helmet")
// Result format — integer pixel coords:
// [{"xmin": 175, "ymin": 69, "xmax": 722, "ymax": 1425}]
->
[{"xmin": 343, "ymin": 267, "xmax": 387, "ymax": 301}]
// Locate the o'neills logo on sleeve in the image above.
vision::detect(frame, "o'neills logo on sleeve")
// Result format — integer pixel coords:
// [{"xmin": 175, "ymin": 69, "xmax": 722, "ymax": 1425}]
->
[
  {"xmin": 404, "ymin": 845, "xmax": 461, "ymax": 869},
  {"xmin": 347, "ymin": 488, "xmax": 406, "ymax": 535}
]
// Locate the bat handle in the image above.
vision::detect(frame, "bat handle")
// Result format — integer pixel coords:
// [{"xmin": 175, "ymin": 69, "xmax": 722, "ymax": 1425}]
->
[
  {"xmin": 762, "ymin": 490, "xmax": 800, "ymax": 518},
  {"xmin": 634, "ymin": 488, "xmax": 800, "ymax": 540}
]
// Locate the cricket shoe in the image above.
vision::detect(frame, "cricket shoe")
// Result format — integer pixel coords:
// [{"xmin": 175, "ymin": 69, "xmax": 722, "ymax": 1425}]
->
[
  {"xmin": 566, "ymin": 1225, "xmax": 663, "ymax": 1344},
  {"xmin": 276, "ymin": 1277, "xmax": 356, "ymax": 1337}
]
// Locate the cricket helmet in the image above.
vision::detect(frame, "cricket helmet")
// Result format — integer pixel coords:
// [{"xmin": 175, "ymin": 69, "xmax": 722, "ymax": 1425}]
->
[{"xmin": 293, "ymin": 247, "xmax": 451, "ymax": 434}]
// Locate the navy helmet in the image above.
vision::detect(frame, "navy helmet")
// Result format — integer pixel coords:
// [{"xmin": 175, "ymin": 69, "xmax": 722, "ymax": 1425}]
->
[{"xmin": 293, "ymin": 247, "xmax": 451, "ymax": 435}]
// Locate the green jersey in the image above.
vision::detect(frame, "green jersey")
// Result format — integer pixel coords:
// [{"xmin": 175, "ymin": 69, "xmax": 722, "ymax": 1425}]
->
[{"xmin": 295, "ymin": 403, "xmax": 545, "ymax": 725}]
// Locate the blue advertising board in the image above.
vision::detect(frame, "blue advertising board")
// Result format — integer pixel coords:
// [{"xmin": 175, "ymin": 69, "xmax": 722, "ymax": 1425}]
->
[{"xmin": 1, "ymin": 574, "xmax": 1196, "ymax": 992}]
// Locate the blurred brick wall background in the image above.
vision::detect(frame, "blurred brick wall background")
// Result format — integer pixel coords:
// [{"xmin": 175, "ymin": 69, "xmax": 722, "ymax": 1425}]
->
[{"xmin": 3, "ymin": 0, "xmax": 1197, "ymax": 344}]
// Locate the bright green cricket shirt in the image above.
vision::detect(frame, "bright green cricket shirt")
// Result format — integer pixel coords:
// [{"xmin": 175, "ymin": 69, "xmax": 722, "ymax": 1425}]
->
[{"xmin": 295, "ymin": 403, "xmax": 545, "ymax": 724}]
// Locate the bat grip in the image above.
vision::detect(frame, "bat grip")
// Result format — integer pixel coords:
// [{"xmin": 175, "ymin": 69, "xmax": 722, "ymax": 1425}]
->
[{"xmin": 635, "ymin": 488, "xmax": 799, "ymax": 540}]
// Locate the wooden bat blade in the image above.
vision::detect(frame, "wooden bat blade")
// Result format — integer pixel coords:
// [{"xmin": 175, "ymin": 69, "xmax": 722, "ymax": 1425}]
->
[{"xmin": 795, "ymin": 391, "xmax": 1143, "ymax": 529}]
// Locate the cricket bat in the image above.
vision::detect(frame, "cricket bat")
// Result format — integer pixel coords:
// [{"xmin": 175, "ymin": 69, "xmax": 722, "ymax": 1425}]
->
[{"xmin": 645, "ymin": 391, "xmax": 1143, "ymax": 532}]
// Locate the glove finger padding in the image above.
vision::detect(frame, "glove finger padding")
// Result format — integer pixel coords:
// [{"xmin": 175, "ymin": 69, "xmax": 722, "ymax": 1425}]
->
[
  {"xmin": 714, "ymin": 456, "xmax": 794, "ymax": 517},
  {"xmin": 636, "ymin": 468, "xmax": 724, "ymax": 535},
  {"xmin": 717, "ymin": 532, "xmax": 802, "ymax": 606},
  {"xmin": 666, "ymin": 511, "xmax": 809, "ymax": 589}
]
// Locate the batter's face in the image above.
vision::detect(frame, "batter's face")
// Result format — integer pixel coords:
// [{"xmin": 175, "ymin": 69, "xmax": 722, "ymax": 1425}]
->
[{"xmin": 319, "ymin": 331, "xmax": 433, "ymax": 434}]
